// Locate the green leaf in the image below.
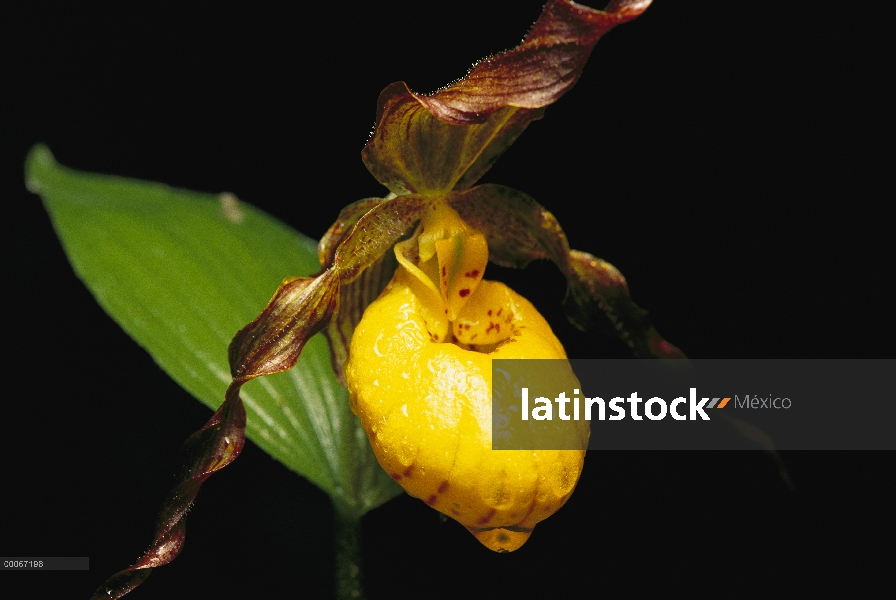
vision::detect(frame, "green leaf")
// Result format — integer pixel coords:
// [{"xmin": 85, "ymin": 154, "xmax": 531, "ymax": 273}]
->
[{"xmin": 25, "ymin": 144, "xmax": 401, "ymax": 516}]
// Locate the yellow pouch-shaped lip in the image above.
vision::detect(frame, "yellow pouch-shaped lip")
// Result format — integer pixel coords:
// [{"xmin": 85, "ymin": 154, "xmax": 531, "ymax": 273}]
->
[{"xmin": 346, "ymin": 266, "xmax": 587, "ymax": 552}]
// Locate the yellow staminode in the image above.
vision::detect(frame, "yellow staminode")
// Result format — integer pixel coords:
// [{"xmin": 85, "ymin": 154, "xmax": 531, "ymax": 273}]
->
[{"xmin": 345, "ymin": 199, "xmax": 587, "ymax": 552}]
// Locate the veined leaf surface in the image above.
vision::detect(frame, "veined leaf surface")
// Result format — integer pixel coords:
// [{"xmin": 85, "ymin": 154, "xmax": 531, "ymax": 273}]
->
[{"xmin": 26, "ymin": 144, "xmax": 401, "ymax": 516}]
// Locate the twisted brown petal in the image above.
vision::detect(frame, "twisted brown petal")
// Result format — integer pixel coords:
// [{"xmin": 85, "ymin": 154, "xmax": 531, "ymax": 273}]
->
[
  {"xmin": 323, "ymin": 194, "xmax": 427, "ymax": 383},
  {"xmin": 417, "ymin": 0, "xmax": 653, "ymax": 124},
  {"xmin": 324, "ymin": 251, "xmax": 397, "ymax": 387},
  {"xmin": 362, "ymin": 0, "xmax": 652, "ymax": 195},
  {"xmin": 319, "ymin": 198, "xmax": 399, "ymax": 384},
  {"xmin": 90, "ymin": 387, "xmax": 246, "ymax": 599},
  {"xmin": 228, "ymin": 194, "xmax": 426, "ymax": 379},
  {"xmin": 229, "ymin": 272, "xmax": 342, "ymax": 379},
  {"xmin": 565, "ymin": 249, "xmax": 686, "ymax": 359},
  {"xmin": 93, "ymin": 194, "xmax": 427, "ymax": 598},
  {"xmin": 333, "ymin": 194, "xmax": 428, "ymax": 281},
  {"xmin": 318, "ymin": 197, "xmax": 384, "ymax": 268},
  {"xmin": 449, "ymin": 184, "xmax": 684, "ymax": 360}
]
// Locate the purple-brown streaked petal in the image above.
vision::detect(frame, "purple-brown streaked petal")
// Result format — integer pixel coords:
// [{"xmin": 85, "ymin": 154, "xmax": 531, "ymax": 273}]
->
[
  {"xmin": 362, "ymin": 0, "xmax": 652, "ymax": 194},
  {"xmin": 325, "ymin": 250, "xmax": 397, "ymax": 387},
  {"xmin": 97, "ymin": 190, "xmax": 420, "ymax": 594},
  {"xmin": 565, "ymin": 249, "xmax": 686, "ymax": 360},
  {"xmin": 449, "ymin": 184, "xmax": 684, "ymax": 360},
  {"xmin": 332, "ymin": 193, "xmax": 428, "ymax": 282},
  {"xmin": 319, "ymin": 197, "xmax": 399, "ymax": 385},
  {"xmin": 448, "ymin": 185, "xmax": 558, "ymax": 268},
  {"xmin": 228, "ymin": 271, "xmax": 342, "ymax": 380},
  {"xmin": 318, "ymin": 197, "xmax": 384, "ymax": 268},
  {"xmin": 90, "ymin": 387, "xmax": 246, "ymax": 600},
  {"xmin": 228, "ymin": 193, "xmax": 424, "ymax": 393},
  {"xmin": 363, "ymin": 87, "xmax": 543, "ymax": 195},
  {"xmin": 417, "ymin": 0, "xmax": 653, "ymax": 124},
  {"xmin": 96, "ymin": 265, "xmax": 351, "ymax": 597},
  {"xmin": 319, "ymin": 194, "xmax": 426, "ymax": 382}
]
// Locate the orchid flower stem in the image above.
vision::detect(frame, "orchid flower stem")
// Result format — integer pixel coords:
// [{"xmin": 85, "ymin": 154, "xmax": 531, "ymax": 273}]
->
[{"xmin": 333, "ymin": 501, "xmax": 364, "ymax": 600}]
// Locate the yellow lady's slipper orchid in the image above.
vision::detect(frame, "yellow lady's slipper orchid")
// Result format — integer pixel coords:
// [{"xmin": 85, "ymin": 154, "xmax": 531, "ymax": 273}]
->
[
  {"xmin": 90, "ymin": 2, "xmax": 683, "ymax": 597},
  {"xmin": 346, "ymin": 199, "xmax": 588, "ymax": 552}
]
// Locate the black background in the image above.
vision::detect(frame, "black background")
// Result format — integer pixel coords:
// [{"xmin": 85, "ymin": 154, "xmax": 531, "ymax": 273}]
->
[{"xmin": 3, "ymin": 1, "xmax": 891, "ymax": 597}]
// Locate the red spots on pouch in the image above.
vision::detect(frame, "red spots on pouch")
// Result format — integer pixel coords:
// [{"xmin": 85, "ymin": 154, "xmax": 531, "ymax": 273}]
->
[
  {"xmin": 459, "ymin": 289, "xmax": 470, "ymax": 298},
  {"xmin": 477, "ymin": 509, "xmax": 497, "ymax": 525}
]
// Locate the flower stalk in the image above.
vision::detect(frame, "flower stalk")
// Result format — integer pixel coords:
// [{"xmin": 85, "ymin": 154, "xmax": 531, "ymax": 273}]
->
[{"xmin": 333, "ymin": 502, "xmax": 364, "ymax": 600}]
